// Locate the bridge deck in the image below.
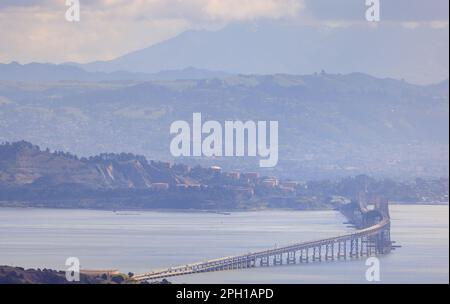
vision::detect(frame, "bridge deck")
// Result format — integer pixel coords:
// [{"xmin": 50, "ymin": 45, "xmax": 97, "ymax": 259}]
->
[{"xmin": 132, "ymin": 216, "xmax": 391, "ymax": 282}]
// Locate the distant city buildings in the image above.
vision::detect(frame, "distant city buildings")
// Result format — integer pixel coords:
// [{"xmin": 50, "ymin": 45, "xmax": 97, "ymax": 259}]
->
[{"xmin": 149, "ymin": 163, "xmax": 299, "ymax": 200}]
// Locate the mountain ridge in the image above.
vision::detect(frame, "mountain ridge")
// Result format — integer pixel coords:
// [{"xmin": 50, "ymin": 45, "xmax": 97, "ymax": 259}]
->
[
  {"xmin": 76, "ymin": 22, "xmax": 449, "ymax": 84},
  {"xmin": 0, "ymin": 62, "xmax": 230, "ymax": 82}
]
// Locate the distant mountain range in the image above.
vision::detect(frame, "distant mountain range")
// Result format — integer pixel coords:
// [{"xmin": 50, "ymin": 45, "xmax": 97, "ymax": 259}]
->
[
  {"xmin": 75, "ymin": 22, "xmax": 449, "ymax": 85},
  {"xmin": 1, "ymin": 21, "xmax": 447, "ymax": 85},
  {"xmin": 1, "ymin": 21, "xmax": 448, "ymax": 85},
  {"xmin": 0, "ymin": 62, "xmax": 230, "ymax": 82},
  {"xmin": 0, "ymin": 72, "xmax": 448, "ymax": 179}
]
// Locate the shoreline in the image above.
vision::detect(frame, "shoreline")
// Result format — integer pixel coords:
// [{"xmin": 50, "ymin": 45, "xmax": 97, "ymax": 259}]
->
[
  {"xmin": 0, "ymin": 205, "xmax": 334, "ymax": 213},
  {"xmin": 0, "ymin": 202, "xmax": 448, "ymax": 214}
]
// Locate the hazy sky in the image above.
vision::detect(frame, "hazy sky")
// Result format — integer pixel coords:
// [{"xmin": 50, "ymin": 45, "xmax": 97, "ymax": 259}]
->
[{"xmin": 0, "ymin": 0, "xmax": 448, "ymax": 65}]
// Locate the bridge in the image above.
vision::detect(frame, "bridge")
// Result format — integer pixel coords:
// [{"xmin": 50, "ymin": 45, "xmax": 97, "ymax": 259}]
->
[{"xmin": 132, "ymin": 197, "xmax": 396, "ymax": 282}]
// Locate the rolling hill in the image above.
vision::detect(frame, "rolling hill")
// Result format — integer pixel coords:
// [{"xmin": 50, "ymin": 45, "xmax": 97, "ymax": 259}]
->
[{"xmin": 0, "ymin": 73, "xmax": 448, "ymax": 179}]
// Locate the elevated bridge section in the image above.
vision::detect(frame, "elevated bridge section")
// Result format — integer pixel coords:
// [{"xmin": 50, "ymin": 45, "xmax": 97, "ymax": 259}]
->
[{"xmin": 132, "ymin": 198, "xmax": 395, "ymax": 282}]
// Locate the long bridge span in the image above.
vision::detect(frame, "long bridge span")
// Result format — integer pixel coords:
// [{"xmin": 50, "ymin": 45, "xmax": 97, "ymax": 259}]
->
[{"xmin": 132, "ymin": 198, "xmax": 395, "ymax": 282}]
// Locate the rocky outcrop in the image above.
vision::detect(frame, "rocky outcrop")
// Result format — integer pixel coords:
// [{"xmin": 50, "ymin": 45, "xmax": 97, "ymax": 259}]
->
[{"xmin": 0, "ymin": 141, "xmax": 178, "ymax": 190}]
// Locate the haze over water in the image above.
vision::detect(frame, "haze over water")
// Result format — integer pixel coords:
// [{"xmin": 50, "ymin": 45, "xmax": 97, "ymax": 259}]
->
[{"xmin": 0, "ymin": 205, "xmax": 448, "ymax": 284}]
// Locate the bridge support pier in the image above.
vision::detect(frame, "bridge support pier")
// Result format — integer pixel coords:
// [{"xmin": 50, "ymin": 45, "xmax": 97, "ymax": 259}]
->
[
  {"xmin": 356, "ymin": 238, "xmax": 360, "ymax": 257},
  {"xmin": 344, "ymin": 240, "xmax": 347, "ymax": 259},
  {"xmin": 287, "ymin": 251, "xmax": 296, "ymax": 264},
  {"xmin": 260, "ymin": 255, "xmax": 269, "ymax": 267},
  {"xmin": 367, "ymin": 237, "xmax": 376, "ymax": 256},
  {"xmin": 313, "ymin": 246, "xmax": 322, "ymax": 262},
  {"xmin": 361, "ymin": 237, "xmax": 367, "ymax": 256},
  {"xmin": 325, "ymin": 243, "xmax": 334, "ymax": 260},
  {"xmin": 350, "ymin": 238, "xmax": 360, "ymax": 258},
  {"xmin": 233, "ymin": 260, "xmax": 238, "ymax": 269},
  {"xmin": 273, "ymin": 253, "xmax": 283, "ymax": 266},
  {"xmin": 300, "ymin": 248, "xmax": 309, "ymax": 263},
  {"xmin": 337, "ymin": 241, "xmax": 346, "ymax": 259},
  {"xmin": 376, "ymin": 227, "xmax": 392, "ymax": 255},
  {"xmin": 238, "ymin": 259, "xmax": 245, "ymax": 269},
  {"xmin": 236, "ymin": 259, "xmax": 242, "ymax": 269},
  {"xmin": 247, "ymin": 257, "xmax": 256, "ymax": 268},
  {"xmin": 350, "ymin": 239, "xmax": 355, "ymax": 258}
]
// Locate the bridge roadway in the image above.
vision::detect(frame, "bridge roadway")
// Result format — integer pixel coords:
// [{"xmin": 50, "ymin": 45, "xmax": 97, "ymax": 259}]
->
[{"xmin": 132, "ymin": 215, "xmax": 391, "ymax": 282}]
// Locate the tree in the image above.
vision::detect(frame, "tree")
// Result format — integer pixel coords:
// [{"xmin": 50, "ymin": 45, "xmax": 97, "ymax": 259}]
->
[{"xmin": 111, "ymin": 275, "xmax": 125, "ymax": 284}]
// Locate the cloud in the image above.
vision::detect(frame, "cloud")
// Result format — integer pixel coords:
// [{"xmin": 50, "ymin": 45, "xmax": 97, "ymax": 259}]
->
[
  {"xmin": 304, "ymin": 0, "xmax": 449, "ymax": 22},
  {"xmin": 430, "ymin": 20, "xmax": 449, "ymax": 29},
  {"xmin": 0, "ymin": 0, "xmax": 304, "ymax": 63},
  {"xmin": 0, "ymin": 0, "xmax": 43, "ymax": 9},
  {"xmin": 401, "ymin": 22, "xmax": 420, "ymax": 30},
  {"xmin": 0, "ymin": 4, "xmax": 189, "ymax": 63},
  {"xmin": 0, "ymin": 0, "xmax": 448, "ymax": 64},
  {"xmin": 81, "ymin": 0, "xmax": 304, "ymax": 22},
  {"xmin": 203, "ymin": 0, "xmax": 303, "ymax": 21}
]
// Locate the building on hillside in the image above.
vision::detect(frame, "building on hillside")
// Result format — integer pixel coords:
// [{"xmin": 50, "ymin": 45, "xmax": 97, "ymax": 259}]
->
[
  {"xmin": 227, "ymin": 171, "xmax": 241, "ymax": 180},
  {"xmin": 279, "ymin": 186, "xmax": 296, "ymax": 194},
  {"xmin": 228, "ymin": 186, "xmax": 255, "ymax": 198},
  {"xmin": 281, "ymin": 181, "xmax": 298, "ymax": 188},
  {"xmin": 210, "ymin": 166, "xmax": 222, "ymax": 173},
  {"xmin": 241, "ymin": 172, "xmax": 260, "ymax": 182},
  {"xmin": 188, "ymin": 184, "xmax": 202, "ymax": 190},
  {"xmin": 151, "ymin": 183, "xmax": 169, "ymax": 191},
  {"xmin": 261, "ymin": 179, "xmax": 278, "ymax": 188}
]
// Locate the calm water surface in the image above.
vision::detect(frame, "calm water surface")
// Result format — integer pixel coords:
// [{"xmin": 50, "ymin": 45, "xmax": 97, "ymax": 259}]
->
[{"xmin": 0, "ymin": 205, "xmax": 448, "ymax": 283}]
